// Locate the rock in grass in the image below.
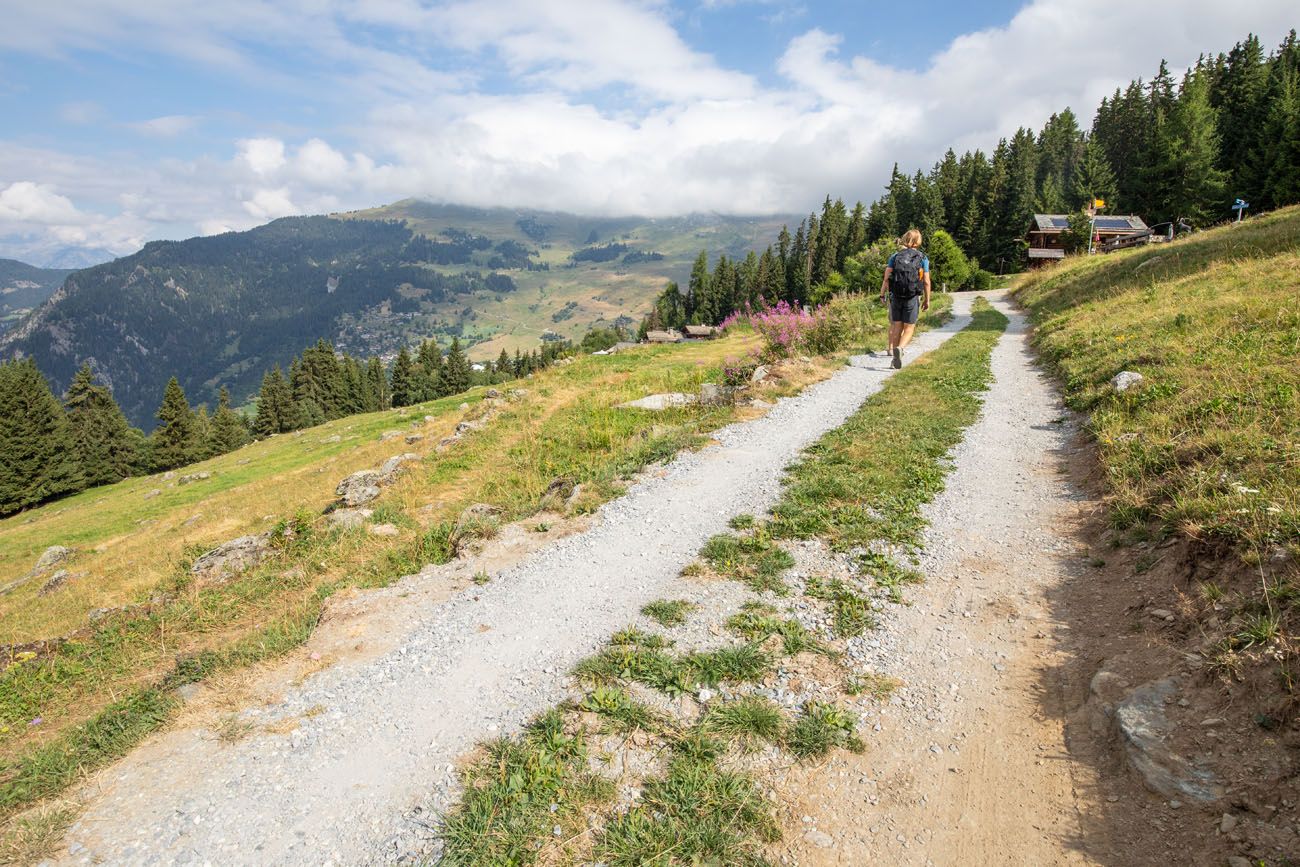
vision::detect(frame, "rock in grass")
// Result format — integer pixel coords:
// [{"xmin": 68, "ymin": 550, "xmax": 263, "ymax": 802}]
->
[
  {"xmin": 750, "ymin": 365, "xmax": 769, "ymax": 383},
  {"xmin": 378, "ymin": 453, "xmax": 419, "ymax": 482},
  {"xmin": 618, "ymin": 393, "xmax": 697, "ymax": 411},
  {"xmin": 459, "ymin": 503, "xmax": 501, "ymax": 524},
  {"xmin": 325, "ymin": 508, "xmax": 372, "ymax": 530},
  {"xmin": 34, "ymin": 545, "xmax": 74, "ymax": 573},
  {"xmin": 37, "ymin": 569, "xmax": 82, "ymax": 596},
  {"xmin": 335, "ymin": 470, "xmax": 383, "ymax": 507},
  {"xmin": 1111, "ymin": 370, "xmax": 1144, "ymax": 392},
  {"xmin": 178, "ymin": 471, "xmax": 211, "ymax": 485},
  {"xmin": 369, "ymin": 523, "xmax": 400, "ymax": 537},
  {"xmin": 190, "ymin": 534, "xmax": 272, "ymax": 583}
]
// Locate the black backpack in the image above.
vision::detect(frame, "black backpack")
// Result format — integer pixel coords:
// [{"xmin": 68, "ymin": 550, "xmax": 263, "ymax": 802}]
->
[{"xmin": 889, "ymin": 248, "xmax": 924, "ymax": 298}]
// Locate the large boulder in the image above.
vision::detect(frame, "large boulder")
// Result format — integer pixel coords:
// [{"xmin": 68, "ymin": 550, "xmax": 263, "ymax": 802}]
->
[
  {"xmin": 190, "ymin": 534, "xmax": 273, "ymax": 583},
  {"xmin": 335, "ymin": 470, "xmax": 383, "ymax": 507}
]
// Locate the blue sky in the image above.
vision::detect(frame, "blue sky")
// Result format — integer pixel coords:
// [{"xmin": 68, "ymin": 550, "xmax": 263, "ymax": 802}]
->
[{"xmin": 0, "ymin": 0, "xmax": 1294, "ymax": 265}]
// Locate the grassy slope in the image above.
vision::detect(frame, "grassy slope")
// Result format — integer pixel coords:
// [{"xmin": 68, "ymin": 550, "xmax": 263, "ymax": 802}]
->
[
  {"xmin": 3, "ymin": 297, "xmax": 930, "ymax": 819},
  {"xmin": 1016, "ymin": 205, "xmax": 1299, "ymax": 554},
  {"xmin": 342, "ymin": 201, "xmax": 793, "ymax": 358}
]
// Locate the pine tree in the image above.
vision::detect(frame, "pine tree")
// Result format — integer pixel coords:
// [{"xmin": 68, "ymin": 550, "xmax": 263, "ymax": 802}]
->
[
  {"xmin": 151, "ymin": 377, "xmax": 200, "ymax": 471},
  {"xmin": 911, "ymin": 170, "xmax": 945, "ymax": 238},
  {"xmin": 1149, "ymin": 69, "xmax": 1229, "ymax": 224},
  {"xmin": 438, "ymin": 337, "xmax": 471, "ymax": 395},
  {"xmin": 844, "ymin": 202, "xmax": 868, "ymax": 258},
  {"xmin": 210, "ymin": 386, "xmax": 250, "ymax": 454},
  {"xmin": 1214, "ymin": 34, "xmax": 1269, "ymax": 197},
  {"xmin": 687, "ymin": 250, "xmax": 712, "ymax": 324},
  {"xmin": 254, "ymin": 366, "xmax": 298, "ymax": 436},
  {"xmin": 417, "ymin": 339, "xmax": 444, "ymax": 401},
  {"xmin": 64, "ymin": 363, "xmax": 141, "ymax": 487},
  {"xmin": 192, "ymin": 405, "xmax": 214, "ymax": 460},
  {"xmin": 1071, "ymin": 137, "xmax": 1119, "ymax": 209},
  {"xmin": 0, "ymin": 359, "xmax": 83, "ymax": 514},
  {"xmin": 496, "ymin": 349, "xmax": 512, "ymax": 381},
  {"xmin": 390, "ymin": 347, "xmax": 417, "ymax": 407},
  {"xmin": 364, "ymin": 357, "xmax": 388, "ymax": 411}
]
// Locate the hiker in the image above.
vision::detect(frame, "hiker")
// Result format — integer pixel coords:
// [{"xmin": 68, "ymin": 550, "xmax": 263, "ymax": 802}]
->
[{"xmin": 878, "ymin": 229, "xmax": 931, "ymax": 369}]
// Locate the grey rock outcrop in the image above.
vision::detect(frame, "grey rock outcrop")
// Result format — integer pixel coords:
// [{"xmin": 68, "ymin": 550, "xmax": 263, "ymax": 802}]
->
[
  {"xmin": 335, "ymin": 471, "xmax": 383, "ymax": 507},
  {"xmin": 333, "ymin": 454, "xmax": 420, "ymax": 507},
  {"xmin": 1115, "ymin": 677, "xmax": 1224, "ymax": 801},
  {"xmin": 178, "ymin": 471, "xmax": 211, "ymax": 485},
  {"xmin": 34, "ymin": 545, "xmax": 74, "ymax": 572},
  {"xmin": 190, "ymin": 534, "xmax": 273, "ymax": 583},
  {"xmin": 618, "ymin": 393, "xmax": 697, "ymax": 411}
]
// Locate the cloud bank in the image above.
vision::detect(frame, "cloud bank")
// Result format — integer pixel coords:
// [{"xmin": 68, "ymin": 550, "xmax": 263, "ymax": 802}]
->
[{"xmin": 0, "ymin": 0, "xmax": 1295, "ymax": 264}]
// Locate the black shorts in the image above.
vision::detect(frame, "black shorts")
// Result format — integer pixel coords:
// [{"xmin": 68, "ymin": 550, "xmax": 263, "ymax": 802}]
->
[{"xmin": 889, "ymin": 294, "xmax": 920, "ymax": 324}]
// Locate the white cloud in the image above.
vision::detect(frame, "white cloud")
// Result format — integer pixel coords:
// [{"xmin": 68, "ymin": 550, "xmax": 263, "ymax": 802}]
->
[
  {"xmin": 242, "ymin": 187, "xmax": 299, "ymax": 221},
  {"xmin": 127, "ymin": 114, "xmax": 201, "ymax": 137},
  {"xmin": 1, "ymin": 0, "xmax": 1298, "ymax": 263},
  {"xmin": 238, "ymin": 138, "xmax": 287, "ymax": 175},
  {"xmin": 0, "ymin": 182, "xmax": 83, "ymax": 224}
]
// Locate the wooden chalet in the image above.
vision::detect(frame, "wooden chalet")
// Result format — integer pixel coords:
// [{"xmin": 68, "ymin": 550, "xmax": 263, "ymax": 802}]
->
[
  {"xmin": 646, "ymin": 329, "xmax": 683, "ymax": 344},
  {"xmin": 683, "ymin": 324, "xmax": 718, "ymax": 339},
  {"xmin": 1026, "ymin": 214, "xmax": 1150, "ymax": 267}
]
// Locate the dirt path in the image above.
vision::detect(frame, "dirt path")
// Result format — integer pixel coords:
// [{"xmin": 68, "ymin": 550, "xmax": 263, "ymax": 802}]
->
[
  {"xmin": 54, "ymin": 300, "xmax": 979, "ymax": 865},
  {"xmin": 773, "ymin": 301, "xmax": 1103, "ymax": 865}
]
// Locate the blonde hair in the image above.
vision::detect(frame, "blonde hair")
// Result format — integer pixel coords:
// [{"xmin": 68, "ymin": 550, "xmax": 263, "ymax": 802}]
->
[{"xmin": 900, "ymin": 229, "xmax": 923, "ymax": 248}]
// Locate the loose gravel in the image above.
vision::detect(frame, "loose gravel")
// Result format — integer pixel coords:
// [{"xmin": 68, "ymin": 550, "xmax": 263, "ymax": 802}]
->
[{"xmin": 58, "ymin": 298, "xmax": 976, "ymax": 866}]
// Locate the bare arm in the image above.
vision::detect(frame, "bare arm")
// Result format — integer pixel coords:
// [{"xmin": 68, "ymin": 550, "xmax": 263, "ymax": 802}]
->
[
  {"xmin": 922, "ymin": 270, "xmax": 932, "ymax": 311},
  {"xmin": 879, "ymin": 266, "xmax": 892, "ymax": 302}
]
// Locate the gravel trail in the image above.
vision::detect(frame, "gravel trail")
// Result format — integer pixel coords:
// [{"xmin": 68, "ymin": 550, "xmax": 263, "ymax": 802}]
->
[
  {"xmin": 59, "ymin": 296, "xmax": 976, "ymax": 866},
  {"xmin": 776, "ymin": 296, "xmax": 1101, "ymax": 865}
]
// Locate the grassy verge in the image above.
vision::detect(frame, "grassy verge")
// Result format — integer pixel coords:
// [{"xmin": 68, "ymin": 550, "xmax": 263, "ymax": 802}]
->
[
  {"xmin": 438, "ymin": 298, "xmax": 1006, "ymax": 865},
  {"xmin": 1015, "ymin": 206, "xmax": 1299, "ymax": 691}
]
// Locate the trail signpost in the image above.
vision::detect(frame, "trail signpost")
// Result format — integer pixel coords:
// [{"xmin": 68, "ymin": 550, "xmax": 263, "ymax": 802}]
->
[{"xmin": 1233, "ymin": 199, "xmax": 1249, "ymax": 223}]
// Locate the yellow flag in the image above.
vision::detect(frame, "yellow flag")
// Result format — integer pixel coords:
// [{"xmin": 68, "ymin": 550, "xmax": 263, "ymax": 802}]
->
[{"xmin": 1094, "ymin": 198, "xmax": 1106, "ymax": 208}]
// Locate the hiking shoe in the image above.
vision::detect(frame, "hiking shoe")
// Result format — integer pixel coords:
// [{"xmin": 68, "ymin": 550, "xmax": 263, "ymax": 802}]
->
[{"xmin": 892, "ymin": 348, "xmax": 902, "ymax": 369}]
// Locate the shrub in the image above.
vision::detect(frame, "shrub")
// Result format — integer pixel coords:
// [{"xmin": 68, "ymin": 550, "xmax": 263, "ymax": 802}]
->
[{"xmin": 750, "ymin": 301, "xmax": 840, "ymax": 360}]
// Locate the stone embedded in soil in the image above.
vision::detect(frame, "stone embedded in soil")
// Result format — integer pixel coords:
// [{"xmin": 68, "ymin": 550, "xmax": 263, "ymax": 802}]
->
[
  {"xmin": 618, "ymin": 392, "xmax": 697, "ymax": 411},
  {"xmin": 369, "ymin": 524, "xmax": 400, "ymax": 537},
  {"xmin": 1115, "ymin": 677, "xmax": 1225, "ymax": 802},
  {"xmin": 34, "ymin": 545, "xmax": 75, "ymax": 572},
  {"xmin": 190, "ymin": 533, "xmax": 273, "ymax": 583},
  {"xmin": 325, "ymin": 508, "xmax": 373, "ymax": 530}
]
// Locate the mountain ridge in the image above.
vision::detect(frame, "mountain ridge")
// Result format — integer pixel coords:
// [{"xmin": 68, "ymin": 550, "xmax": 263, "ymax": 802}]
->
[{"xmin": 1, "ymin": 201, "xmax": 793, "ymax": 429}]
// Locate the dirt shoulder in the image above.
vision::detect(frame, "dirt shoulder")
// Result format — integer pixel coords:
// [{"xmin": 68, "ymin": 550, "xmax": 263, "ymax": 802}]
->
[{"xmin": 773, "ymin": 300, "xmax": 1298, "ymax": 866}]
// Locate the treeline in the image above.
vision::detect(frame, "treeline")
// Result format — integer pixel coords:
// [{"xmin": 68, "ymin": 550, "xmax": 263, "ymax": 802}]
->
[
  {"xmin": 642, "ymin": 27, "xmax": 1299, "ymax": 333},
  {"xmin": 0, "ymin": 337, "xmax": 574, "ymax": 515}
]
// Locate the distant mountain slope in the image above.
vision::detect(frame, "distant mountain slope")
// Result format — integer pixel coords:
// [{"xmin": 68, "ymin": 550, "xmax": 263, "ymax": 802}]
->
[
  {"xmin": 0, "ymin": 259, "xmax": 73, "ymax": 334},
  {"xmin": 1, "ymin": 203, "xmax": 791, "ymax": 428}
]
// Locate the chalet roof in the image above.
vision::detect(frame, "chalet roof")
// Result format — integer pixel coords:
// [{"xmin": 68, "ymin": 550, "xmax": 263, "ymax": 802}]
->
[
  {"xmin": 1030, "ymin": 214, "xmax": 1148, "ymax": 233},
  {"xmin": 683, "ymin": 324, "xmax": 717, "ymax": 337}
]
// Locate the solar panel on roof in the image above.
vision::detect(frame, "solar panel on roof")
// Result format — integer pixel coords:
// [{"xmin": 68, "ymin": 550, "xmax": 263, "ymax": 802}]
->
[
  {"xmin": 1049, "ymin": 217, "xmax": 1070, "ymax": 228},
  {"xmin": 1094, "ymin": 218, "xmax": 1135, "ymax": 230}
]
